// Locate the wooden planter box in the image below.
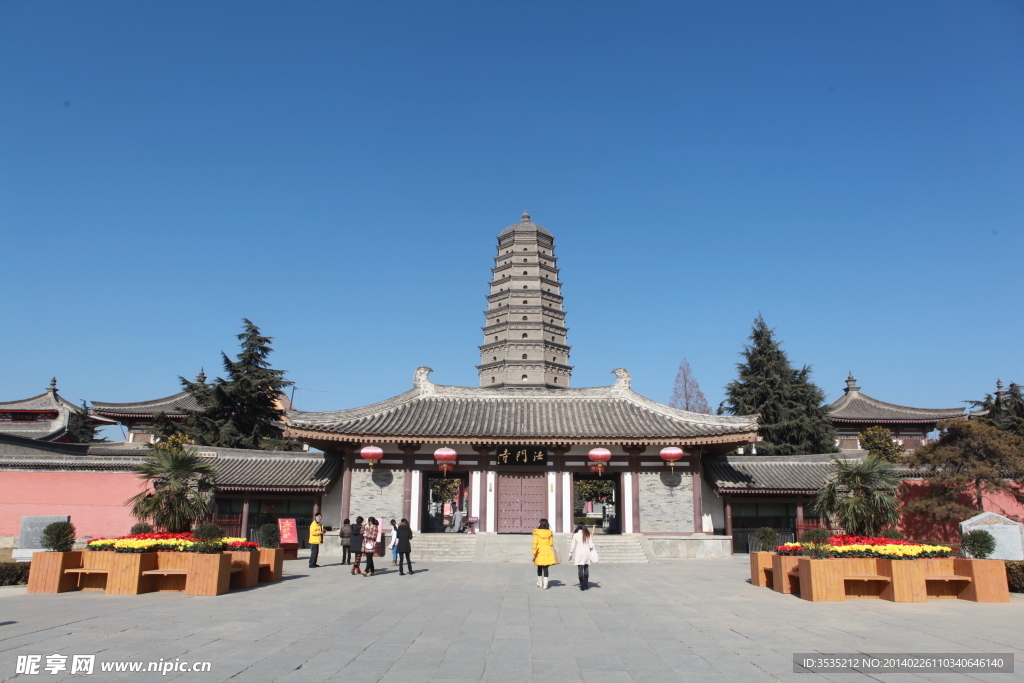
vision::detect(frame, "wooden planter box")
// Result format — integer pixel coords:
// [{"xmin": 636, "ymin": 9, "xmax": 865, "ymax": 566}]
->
[
  {"xmin": 85, "ymin": 552, "xmax": 159, "ymax": 595},
  {"xmin": 771, "ymin": 554, "xmax": 801, "ymax": 594},
  {"xmin": 750, "ymin": 552, "xmax": 774, "ymax": 588},
  {"xmin": 184, "ymin": 553, "xmax": 231, "ymax": 596},
  {"xmin": 787, "ymin": 557, "xmax": 1010, "ymax": 603},
  {"xmin": 258, "ymin": 548, "xmax": 284, "ymax": 583},
  {"xmin": 27, "ymin": 552, "xmax": 81, "ymax": 594},
  {"xmin": 225, "ymin": 550, "xmax": 260, "ymax": 589}
]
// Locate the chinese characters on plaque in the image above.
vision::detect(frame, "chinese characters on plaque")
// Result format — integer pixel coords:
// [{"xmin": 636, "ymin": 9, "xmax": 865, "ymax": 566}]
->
[{"xmin": 495, "ymin": 446, "xmax": 548, "ymax": 466}]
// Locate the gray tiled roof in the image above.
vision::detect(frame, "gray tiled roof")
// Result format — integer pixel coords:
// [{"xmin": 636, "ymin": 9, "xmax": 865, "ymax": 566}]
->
[
  {"xmin": 287, "ymin": 367, "xmax": 759, "ymax": 446},
  {"xmin": 829, "ymin": 389, "xmax": 964, "ymax": 423},
  {"xmin": 0, "ymin": 432, "xmax": 91, "ymax": 457},
  {"xmin": 0, "ymin": 440, "xmax": 339, "ymax": 492},
  {"xmin": 705, "ymin": 453, "xmax": 856, "ymax": 493},
  {"xmin": 91, "ymin": 392, "xmax": 198, "ymax": 419},
  {"xmin": 0, "ymin": 385, "xmax": 78, "ymax": 441},
  {"xmin": 705, "ymin": 451, "xmax": 924, "ymax": 493},
  {"xmin": 498, "ymin": 212, "xmax": 553, "ymax": 237}
]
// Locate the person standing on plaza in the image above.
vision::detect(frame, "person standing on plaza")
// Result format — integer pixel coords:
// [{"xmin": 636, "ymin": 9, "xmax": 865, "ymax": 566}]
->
[
  {"xmin": 568, "ymin": 523, "xmax": 596, "ymax": 591},
  {"xmin": 340, "ymin": 518, "xmax": 352, "ymax": 565},
  {"xmin": 362, "ymin": 516, "xmax": 381, "ymax": 576},
  {"xmin": 532, "ymin": 518, "xmax": 556, "ymax": 589},
  {"xmin": 389, "ymin": 519, "xmax": 399, "ymax": 566},
  {"xmin": 349, "ymin": 516, "xmax": 364, "ymax": 575},
  {"xmin": 396, "ymin": 518, "xmax": 414, "ymax": 575},
  {"xmin": 308, "ymin": 513, "xmax": 324, "ymax": 569}
]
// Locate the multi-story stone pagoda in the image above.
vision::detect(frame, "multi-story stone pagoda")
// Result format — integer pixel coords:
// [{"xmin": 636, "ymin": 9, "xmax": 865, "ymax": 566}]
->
[{"xmin": 478, "ymin": 212, "xmax": 571, "ymax": 389}]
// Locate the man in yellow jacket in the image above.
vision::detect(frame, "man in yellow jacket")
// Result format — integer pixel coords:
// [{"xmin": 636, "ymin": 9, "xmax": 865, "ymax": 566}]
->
[{"xmin": 308, "ymin": 513, "xmax": 324, "ymax": 569}]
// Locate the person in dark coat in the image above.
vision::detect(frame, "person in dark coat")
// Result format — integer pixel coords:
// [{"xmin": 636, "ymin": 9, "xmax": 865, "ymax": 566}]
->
[
  {"xmin": 340, "ymin": 518, "xmax": 352, "ymax": 565},
  {"xmin": 396, "ymin": 518, "xmax": 414, "ymax": 575},
  {"xmin": 349, "ymin": 516, "xmax": 364, "ymax": 575}
]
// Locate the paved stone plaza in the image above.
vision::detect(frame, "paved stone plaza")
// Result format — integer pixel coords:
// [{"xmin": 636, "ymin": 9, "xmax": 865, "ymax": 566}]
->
[{"xmin": 1, "ymin": 555, "xmax": 1022, "ymax": 682}]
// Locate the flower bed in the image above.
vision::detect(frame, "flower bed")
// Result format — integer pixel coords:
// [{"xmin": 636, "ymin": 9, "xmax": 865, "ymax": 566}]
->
[
  {"xmin": 87, "ymin": 532, "xmax": 258, "ymax": 553},
  {"xmin": 775, "ymin": 535, "xmax": 953, "ymax": 559}
]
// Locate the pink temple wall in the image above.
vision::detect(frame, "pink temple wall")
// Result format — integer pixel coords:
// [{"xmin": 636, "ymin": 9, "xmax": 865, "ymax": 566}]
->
[
  {"xmin": 0, "ymin": 471, "xmax": 149, "ymax": 539},
  {"xmin": 898, "ymin": 480, "xmax": 1024, "ymax": 543}
]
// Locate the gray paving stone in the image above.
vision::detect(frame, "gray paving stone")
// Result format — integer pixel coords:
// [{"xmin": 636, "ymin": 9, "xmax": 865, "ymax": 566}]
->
[{"xmin": 1, "ymin": 556, "xmax": 1022, "ymax": 682}]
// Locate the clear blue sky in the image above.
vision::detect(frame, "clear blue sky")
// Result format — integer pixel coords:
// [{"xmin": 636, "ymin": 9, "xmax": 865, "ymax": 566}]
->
[{"xmin": 2, "ymin": 2, "xmax": 1021, "ymax": 435}]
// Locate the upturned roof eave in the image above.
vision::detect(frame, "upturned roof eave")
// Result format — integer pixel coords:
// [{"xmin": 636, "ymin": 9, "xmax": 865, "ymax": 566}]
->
[{"xmin": 283, "ymin": 426, "xmax": 759, "ymax": 448}]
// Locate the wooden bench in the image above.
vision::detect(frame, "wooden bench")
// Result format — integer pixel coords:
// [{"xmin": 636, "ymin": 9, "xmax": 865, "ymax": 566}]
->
[
  {"xmin": 844, "ymin": 574, "xmax": 891, "ymax": 581},
  {"xmin": 64, "ymin": 568, "xmax": 109, "ymax": 574},
  {"xmin": 925, "ymin": 574, "xmax": 971, "ymax": 581},
  {"xmin": 141, "ymin": 569, "xmax": 188, "ymax": 576}
]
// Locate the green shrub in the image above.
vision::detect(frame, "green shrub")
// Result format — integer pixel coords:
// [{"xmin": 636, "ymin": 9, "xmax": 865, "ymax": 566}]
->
[
  {"xmin": 800, "ymin": 528, "xmax": 832, "ymax": 559},
  {"xmin": 0, "ymin": 562, "xmax": 31, "ymax": 586},
  {"xmin": 1006, "ymin": 561, "xmax": 1024, "ymax": 593},
  {"xmin": 258, "ymin": 523, "xmax": 280, "ymax": 549},
  {"xmin": 879, "ymin": 528, "xmax": 904, "ymax": 541},
  {"xmin": 40, "ymin": 522, "xmax": 76, "ymax": 552},
  {"xmin": 960, "ymin": 529, "xmax": 996, "ymax": 559},
  {"xmin": 192, "ymin": 524, "xmax": 225, "ymax": 540},
  {"xmin": 191, "ymin": 540, "xmax": 226, "ymax": 554},
  {"xmin": 753, "ymin": 527, "xmax": 779, "ymax": 552},
  {"xmin": 130, "ymin": 522, "xmax": 154, "ymax": 535}
]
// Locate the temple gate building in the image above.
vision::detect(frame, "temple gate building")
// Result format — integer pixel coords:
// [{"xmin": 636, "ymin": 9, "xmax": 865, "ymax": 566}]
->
[{"xmin": 285, "ymin": 213, "xmax": 760, "ymax": 539}]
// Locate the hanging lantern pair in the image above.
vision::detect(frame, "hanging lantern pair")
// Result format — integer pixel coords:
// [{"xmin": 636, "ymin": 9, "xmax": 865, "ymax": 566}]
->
[{"xmin": 434, "ymin": 447, "xmax": 457, "ymax": 476}]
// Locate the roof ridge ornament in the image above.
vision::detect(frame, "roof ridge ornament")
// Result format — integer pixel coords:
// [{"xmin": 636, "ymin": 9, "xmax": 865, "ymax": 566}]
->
[
  {"xmin": 521, "ymin": 211, "xmax": 530, "ymax": 222},
  {"xmin": 844, "ymin": 372, "xmax": 860, "ymax": 393},
  {"xmin": 611, "ymin": 368, "xmax": 631, "ymax": 394},
  {"xmin": 414, "ymin": 367, "xmax": 436, "ymax": 394},
  {"xmin": 48, "ymin": 377, "xmax": 58, "ymax": 393}
]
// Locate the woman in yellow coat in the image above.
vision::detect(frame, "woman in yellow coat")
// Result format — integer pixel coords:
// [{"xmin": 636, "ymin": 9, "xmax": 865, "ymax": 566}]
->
[{"xmin": 532, "ymin": 519, "xmax": 556, "ymax": 589}]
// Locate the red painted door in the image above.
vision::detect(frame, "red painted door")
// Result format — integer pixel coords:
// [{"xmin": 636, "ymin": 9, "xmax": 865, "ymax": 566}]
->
[{"xmin": 497, "ymin": 474, "xmax": 547, "ymax": 533}]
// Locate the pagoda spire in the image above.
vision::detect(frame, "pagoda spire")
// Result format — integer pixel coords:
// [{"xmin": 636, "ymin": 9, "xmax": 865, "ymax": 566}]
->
[{"xmin": 477, "ymin": 213, "xmax": 572, "ymax": 389}]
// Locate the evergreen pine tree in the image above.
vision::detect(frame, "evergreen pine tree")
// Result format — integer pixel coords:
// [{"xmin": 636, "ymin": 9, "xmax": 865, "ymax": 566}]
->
[
  {"xmin": 719, "ymin": 316, "xmax": 839, "ymax": 455},
  {"xmin": 68, "ymin": 400, "xmax": 106, "ymax": 443},
  {"xmin": 155, "ymin": 319, "xmax": 298, "ymax": 450},
  {"xmin": 967, "ymin": 380, "xmax": 1024, "ymax": 438}
]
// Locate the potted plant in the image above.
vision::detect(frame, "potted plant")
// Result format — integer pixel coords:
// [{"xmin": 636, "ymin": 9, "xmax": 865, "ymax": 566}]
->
[
  {"xmin": 257, "ymin": 523, "xmax": 284, "ymax": 583},
  {"xmin": 749, "ymin": 527, "xmax": 778, "ymax": 588},
  {"xmin": 27, "ymin": 522, "xmax": 81, "ymax": 594}
]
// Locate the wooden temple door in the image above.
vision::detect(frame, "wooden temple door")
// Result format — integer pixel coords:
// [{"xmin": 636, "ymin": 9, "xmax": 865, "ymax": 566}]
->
[{"xmin": 497, "ymin": 473, "xmax": 547, "ymax": 533}]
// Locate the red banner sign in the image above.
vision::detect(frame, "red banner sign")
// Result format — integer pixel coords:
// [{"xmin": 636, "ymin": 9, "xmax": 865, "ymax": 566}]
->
[{"xmin": 278, "ymin": 518, "xmax": 298, "ymax": 544}]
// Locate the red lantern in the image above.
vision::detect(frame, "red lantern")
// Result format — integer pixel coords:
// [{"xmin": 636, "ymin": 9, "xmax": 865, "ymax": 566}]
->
[
  {"xmin": 588, "ymin": 447, "xmax": 612, "ymax": 476},
  {"xmin": 359, "ymin": 446, "xmax": 383, "ymax": 468},
  {"xmin": 434, "ymin": 447, "xmax": 458, "ymax": 477},
  {"xmin": 660, "ymin": 446, "xmax": 684, "ymax": 472}
]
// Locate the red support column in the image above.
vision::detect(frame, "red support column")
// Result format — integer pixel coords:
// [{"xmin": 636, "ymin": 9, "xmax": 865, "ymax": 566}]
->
[
  {"xmin": 400, "ymin": 445, "xmax": 418, "ymax": 522},
  {"xmin": 340, "ymin": 447, "xmax": 354, "ymax": 523}
]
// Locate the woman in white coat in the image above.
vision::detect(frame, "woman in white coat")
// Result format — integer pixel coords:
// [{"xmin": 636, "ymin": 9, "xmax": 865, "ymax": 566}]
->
[{"xmin": 568, "ymin": 524, "xmax": 596, "ymax": 591}]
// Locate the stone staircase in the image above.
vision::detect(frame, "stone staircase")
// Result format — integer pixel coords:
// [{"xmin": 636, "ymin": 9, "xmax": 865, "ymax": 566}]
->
[
  {"xmin": 397, "ymin": 533, "xmax": 650, "ymax": 563},
  {"xmin": 589, "ymin": 535, "xmax": 649, "ymax": 564},
  {"xmin": 410, "ymin": 534, "xmax": 478, "ymax": 561}
]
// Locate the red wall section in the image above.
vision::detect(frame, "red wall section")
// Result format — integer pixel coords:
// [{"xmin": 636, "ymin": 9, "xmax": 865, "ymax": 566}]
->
[
  {"xmin": 0, "ymin": 471, "xmax": 149, "ymax": 539},
  {"xmin": 898, "ymin": 480, "xmax": 1024, "ymax": 543}
]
